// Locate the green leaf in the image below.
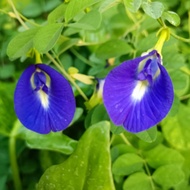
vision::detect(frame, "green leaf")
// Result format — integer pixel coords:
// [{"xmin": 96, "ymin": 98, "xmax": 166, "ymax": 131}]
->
[
  {"xmin": 37, "ymin": 121, "xmax": 115, "ymax": 190},
  {"xmin": 15, "ymin": 120, "xmax": 77, "ymax": 155},
  {"xmin": 91, "ymin": 104, "xmax": 109, "ymax": 125},
  {"xmin": 65, "ymin": 0, "xmax": 100, "ymax": 23},
  {"xmin": 137, "ymin": 32, "xmax": 158, "ymax": 52},
  {"xmin": 175, "ymin": 180, "xmax": 190, "ymax": 190},
  {"xmin": 168, "ymin": 94, "xmax": 180, "ymax": 117},
  {"xmin": 0, "ymin": 136, "xmax": 10, "ymax": 190},
  {"xmin": 68, "ymin": 10, "xmax": 102, "ymax": 30},
  {"xmin": 42, "ymin": 0, "xmax": 61, "ymax": 12},
  {"xmin": 143, "ymin": 144, "xmax": 184, "ymax": 169},
  {"xmin": 138, "ymin": 131, "xmax": 163, "ymax": 151},
  {"xmin": 162, "ymin": 11, "xmax": 180, "ymax": 26},
  {"xmin": 98, "ymin": 0, "xmax": 121, "ymax": 12},
  {"xmin": 95, "ymin": 39, "xmax": 132, "ymax": 60},
  {"xmin": 21, "ymin": 1, "xmax": 43, "ymax": 18},
  {"xmin": 163, "ymin": 38, "xmax": 185, "ymax": 71},
  {"xmin": 110, "ymin": 122, "xmax": 125, "ymax": 135},
  {"xmin": 39, "ymin": 150, "xmax": 68, "ymax": 172},
  {"xmin": 0, "ymin": 64, "xmax": 15, "ymax": 79},
  {"xmin": 26, "ymin": 132, "xmax": 77, "ymax": 155},
  {"xmin": 33, "ymin": 23, "xmax": 63, "ymax": 53},
  {"xmin": 7, "ymin": 28, "xmax": 38, "ymax": 60},
  {"xmin": 0, "ymin": 83, "xmax": 16, "ymax": 135},
  {"xmin": 69, "ymin": 107, "xmax": 83, "ymax": 126},
  {"xmin": 152, "ymin": 165, "xmax": 185, "ymax": 188},
  {"xmin": 112, "ymin": 153, "xmax": 144, "ymax": 176},
  {"xmin": 48, "ymin": 3, "xmax": 67, "ymax": 23},
  {"xmin": 162, "ymin": 105, "xmax": 190, "ymax": 150},
  {"xmin": 54, "ymin": 36, "xmax": 79, "ymax": 56},
  {"xmin": 123, "ymin": 0, "xmax": 142, "ymax": 13},
  {"xmin": 170, "ymin": 70, "xmax": 189, "ymax": 96},
  {"xmin": 123, "ymin": 172, "xmax": 152, "ymax": 190},
  {"xmin": 59, "ymin": 53, "xmax": 73, "ymax": 70},
  {"xmin": 111, "ymin": 144, "xmax": 137, "ymax": 162},
  {"xmin": 142, "ymin": 1, "xmax": 164, "ymax": 19},
  {"xmin": 135, "ymin": 126, "xmax": 157, "ymax": 143}
]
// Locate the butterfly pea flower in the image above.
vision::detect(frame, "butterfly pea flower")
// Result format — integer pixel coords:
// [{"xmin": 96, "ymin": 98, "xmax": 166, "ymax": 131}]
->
[
  {"xmin": 103, "ymin": 50, "xmax": 174, "ymax": 133},
  {"xmin": 14, "ymin": 64, "xmax": 76, "ymax": 134}
]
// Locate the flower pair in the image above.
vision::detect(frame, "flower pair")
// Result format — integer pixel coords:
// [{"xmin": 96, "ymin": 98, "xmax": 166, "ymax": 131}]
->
[
  {"xmin": 14, "ymin": 49, "xmax": 173, "ymax": 134},
  {"xmin": 15, "ymin": 26, "xmax": 173, "ymax": 135}
]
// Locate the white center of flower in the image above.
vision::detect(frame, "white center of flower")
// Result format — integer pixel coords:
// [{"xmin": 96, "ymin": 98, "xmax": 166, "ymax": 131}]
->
[
  {"xmin": 37, "ymin": 89, "xmax": 49, "ymax": 109},
  {"xmin": 131, "ymin": 81, "xmax": 147, "ymax": 101}
]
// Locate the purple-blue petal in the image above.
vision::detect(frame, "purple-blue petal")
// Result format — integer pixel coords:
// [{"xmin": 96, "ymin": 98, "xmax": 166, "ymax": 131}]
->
[
  {"xmin": 103, "ymin": 50, "xmax": 174, "ymax": 133},
  {"xmin": 14, "ymin": 64, "xmax": 76, "ymax": 134}
]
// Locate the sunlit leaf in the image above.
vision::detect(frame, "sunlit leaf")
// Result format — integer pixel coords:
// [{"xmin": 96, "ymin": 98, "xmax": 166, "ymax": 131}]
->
[
  {"xmin": 95, "ymin": 39, "xmax": 132, "ymax": 60},
  {"xmin": 110, "ymin": 123, "xmax": 125, "ymax": 135},
  {"xmin": 123, "ymin": 172, "xmax": 152, "ymax": 190},
  {"xmin": 68, "ymin": 10, "xmax": 102, "ymax": 30},
  {"xmin": 111, "ymin": 144, "xmax": 137, "ymax": 162},
  {"xmin": 48, "ymin": 3, "xmax": 67, "ymax": 23},
  {"xmin": 168, "ymin": 94, "xmax": 180, "ymax": 117},
  {"xmin": 170, "ymin": 70, "xmax": 189, "ymax": 96},
  {"xmin": 15, "ymin": 120, "xmax": 77, "ymax": 155},
  {"xmin": 65, "ymin": 0, "xmax": 101, "ymax": 23},
  {"xmin": 112, "ymin": 153, "xmax": 144, "ymax": 176},
  {"xmin": 162, "ymin": 11, "xmax": 180, "ymax": 26},
  {"xmin": 37, "ymin": 121, "xmax": 115, "ymax": 190},
  {"xmin": 33, "ymin": 23, "xmax": 63, "ymax": 53},
  {"xmin": 162, "ymin": 104, "xmax": 190, "ymax": 150},
  {"xmin": 152, "ymin": 165, "xmax": 185, "ymax": 188},
  {"xmin": 54, "ymin": 36, "xmax": 79, "ymax": 55},
  {"xmin": 143, "ymin": 144, "xmax": 184, "ymax": 169},
  {"xmin": 7, "ymin": 28, "xmax": 38, "ymax": 60},
  {"xmin": 142, "ymin": 1, "xmax": 164, "ymax": 19},
  {"xmin": 123, "ymin": 0, "xmax": 142, "ymax": 13},
  {"xmin": 138, "ymin": 131, "xmax": 163, "ymax": 151},
  {"xmin": 26, "ymin": 132, "xmax": 77, "ymax": 154},
  {"xmin": 135, "ymin": 126, "xmax": 157, "ymax": 143}
]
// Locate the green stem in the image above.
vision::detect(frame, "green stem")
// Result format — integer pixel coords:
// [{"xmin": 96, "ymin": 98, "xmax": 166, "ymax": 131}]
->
[
  {"xmin": 188, "ymin": 11, "xmax": 190, "ymax": 37},
  {"xmin": 46, "ymin": 52, "xmax": 88, "ymax": 101},
  {"xmin": 137, "ymin": 148, "xmax": 155, "ymax": 189},
  {"xmin": 180, "ymin": 66, "xmax": 190, "ymax": 75},
  {"xmin": 170, "ymin": 32, "xmax": 190, "ymax": 43},
  {"xmin": 157, "ymin": 18, "xmax": 166, "ymax": 27},
  {"xmin": 110, "ymin": 134, "xmax": 115, "ymax": 145},
  {"xmin": 19, "ymin": 13, "xmax": 40, "ymax": 27},
  {"xmin": 9, "ymin": 121, "xmax": 22, "ymax": 190},
  {"xmin": 180, "ymin": 94, "xmax": 190, "ymax": 100},
  {"xmin": 9, "ymin": 137, "xmax": 22, "ymax": 190},
  {"xmin": 7, "ymin": 0, "xmax": 29, "ymax": 29},
  {"xmin": 119, "ymin": 133, "xmax": 131, "ymax": 146},
  {"xmin": 126, "ymin": 9, "xmax": 138, "ymax": 24},
  {"xmin": 143, "ymin": 156, "xmax": 155, "ymax": 190},
  {"xmin": 70, "ymin": 48, "xmax": 93, "ymax": 66},
  {"xmin": 120, "ymin": 132, "xmax": 155, "ymax": 189}
]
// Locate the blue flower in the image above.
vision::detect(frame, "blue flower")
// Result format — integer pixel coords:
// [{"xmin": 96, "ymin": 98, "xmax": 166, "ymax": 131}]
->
[
  {"xmin": 103, "ymin": 50, "xmax": 174, "ymax": 133},
  {"xmin": 14, "ymin": 64, "xmax": 76, "ymax": 134}
]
